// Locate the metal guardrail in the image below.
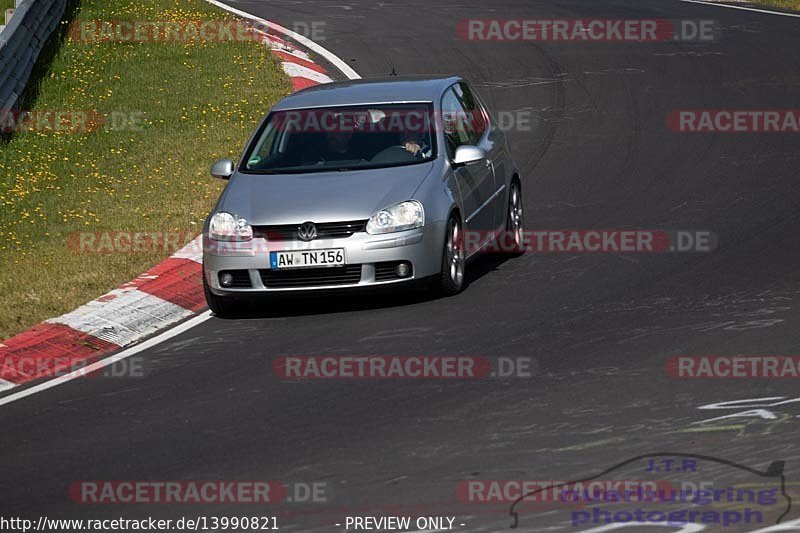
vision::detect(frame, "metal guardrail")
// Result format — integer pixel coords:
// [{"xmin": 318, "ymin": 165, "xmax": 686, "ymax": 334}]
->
[{"xmin": 0, "ymin": 0, "xmax": 67, "ymax": 113}]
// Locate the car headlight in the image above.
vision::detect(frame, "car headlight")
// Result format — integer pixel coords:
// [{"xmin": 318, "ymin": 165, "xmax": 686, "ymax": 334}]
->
[
  {"xmin": 366, "ymin": 200, "xmax": 424, "ymax": 235},
  {"xmin": 209, "ymin": 212, "xmax": 253, "ymax": 241}
]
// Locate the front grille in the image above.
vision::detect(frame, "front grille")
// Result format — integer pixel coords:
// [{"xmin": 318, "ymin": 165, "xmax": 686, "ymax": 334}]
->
[
  {"xmin": 219, "ymin": 270, "xmax": 252, "ymax": 288},
  {"xmin": 259, "ymin": 265, "xmax": 363, "ymax": 288},
  {"xmin": 252, "ymin": 220, "xmax": 367, "ymax": 241},
  {"xmin": 374, "ymin": 261, "xmax": 413, "ymax": 281}
]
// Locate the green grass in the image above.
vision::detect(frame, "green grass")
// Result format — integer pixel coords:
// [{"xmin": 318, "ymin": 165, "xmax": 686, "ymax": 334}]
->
[
  {"xmin": 751, "ymin": 0, "xmax": 800, "ymax": 10},
  {"xmin": 1, "ymin": 0, "xmax": 14, "ymax": 20},
  {"xmin": 0, "ymin": 0, "xmax": 291, "ymax": 339}
]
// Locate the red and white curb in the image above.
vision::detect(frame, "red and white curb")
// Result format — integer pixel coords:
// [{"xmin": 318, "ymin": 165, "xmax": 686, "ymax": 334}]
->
[
  {"xmin": 0, "ymin": 2, "xmax": 360, "ymax": 394},
  {"xmin": 253, "ymin": 28, "xmax": 334, "ymax": 90},
  {"xmin": 204, "ymin": 0, "xmax": 360, "ymax": 80},
  {"xmin": 0, "ymin": 238, "xmax": 204, "ymax": 388}
]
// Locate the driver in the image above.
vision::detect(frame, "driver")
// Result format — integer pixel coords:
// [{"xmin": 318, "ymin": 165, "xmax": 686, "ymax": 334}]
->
[
  {"xmin": 400, "ymin": 131, "xmax": 430, "ymax": 157},
  {"xmin": 401, "ymin": 131, "xmax": 425, "ymax": 156}
]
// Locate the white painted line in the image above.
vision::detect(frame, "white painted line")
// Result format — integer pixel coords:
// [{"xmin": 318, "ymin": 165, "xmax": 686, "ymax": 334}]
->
[
  {"xmin": 749, "ymin": 518, "xmax": 800, "ymax": 531},
  {"xmin": 267, "ymin": 42, "xmax": 312, "ymax": 62},
  {"xmin": 680, "ymin": 0, "xmax": 800, "ymax": 18},
  {"xmin": 252, "ymin": 29, "xmax": 313, "ymax": 61},
  {"xmin": 203, "ymin": 0, "xmax": 361, "ymax": 80},
  {"xmin": 0, "ymin": 311, "xmax": 212, "ymax": 407},
  {"xmin": 48, "ymin": 289, "xmax": 194, "ymax": 346},
  {"xmin": 171, "ymin": 235, "xmax": 203, "ymax": 263},
  {"xmin": 0, "ymin": 378, "xmax": 16, "ymax": 392},
  {"xmin": 282, "ymin": 62, "xmax": 334, "ymax": 84}
]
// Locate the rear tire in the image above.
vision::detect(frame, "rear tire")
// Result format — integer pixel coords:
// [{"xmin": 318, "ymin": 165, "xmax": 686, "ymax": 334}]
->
[
  {"xmin": 203, "ymin": 269, "xmax": 237, "ymax": 317},
  {"xmin": 436, "ymin": 215, "xmax": 466, "ymax": 296},
  {"xmin": 506, "ymin": 180, "xmax": 525, "ymax": 256}
]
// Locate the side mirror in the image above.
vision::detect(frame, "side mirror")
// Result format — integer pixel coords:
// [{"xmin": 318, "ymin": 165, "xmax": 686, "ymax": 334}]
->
[
  {"xmin": 452, "ymin": 145, "xmax": 486, "ymax": 167},
  {"xmin": 211, "ymin": 159, "xmax": 234, "ymax": 180}
]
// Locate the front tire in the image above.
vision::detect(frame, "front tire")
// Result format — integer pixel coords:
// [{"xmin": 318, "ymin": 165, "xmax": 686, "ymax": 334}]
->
[
  {"xmin": 203, "ymin": 269, "xmax": 237, "ymax": 317},
  {"xmin": 436, "ymin": 215, "xmax": 466, "ymax": 296}
]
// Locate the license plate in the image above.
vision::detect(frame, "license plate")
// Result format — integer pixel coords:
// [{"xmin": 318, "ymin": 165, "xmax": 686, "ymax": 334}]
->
[{"xmin": 270, "ymin": 249, "xmax": 346, "ymax": 270}]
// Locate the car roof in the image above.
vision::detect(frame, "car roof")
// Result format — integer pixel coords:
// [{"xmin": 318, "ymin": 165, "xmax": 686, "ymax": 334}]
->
[{"xmin": 271, "ymin": 76, "xmax": 463, "ymax": 111}]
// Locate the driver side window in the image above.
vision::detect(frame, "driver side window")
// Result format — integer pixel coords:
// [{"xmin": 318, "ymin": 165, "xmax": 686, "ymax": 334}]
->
[{"xmin": 453, "ymin": 82, "xmax": 487, "ymax": 145}]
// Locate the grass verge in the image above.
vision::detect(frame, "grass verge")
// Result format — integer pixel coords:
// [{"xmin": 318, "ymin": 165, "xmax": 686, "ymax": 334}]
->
[
  {"xmin": 751, "ymin": 0, "xmax": 800, "ymax": 11},
  {"xmin": 1, "ymin": 0, "xmax": 14, "ymax": 21},
  {"xmin": 0, "ymin": 0, "xmax": 291, "ymax": 339}
]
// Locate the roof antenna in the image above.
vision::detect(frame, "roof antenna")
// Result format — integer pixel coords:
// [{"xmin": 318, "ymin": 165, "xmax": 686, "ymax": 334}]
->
[{"xmin": 385, "ymin": 56, "xmax": 398, "ymax": 77}]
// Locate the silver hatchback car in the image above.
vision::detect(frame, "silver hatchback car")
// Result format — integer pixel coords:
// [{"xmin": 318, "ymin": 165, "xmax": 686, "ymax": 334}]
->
[{"xmin": 203, "ymin": 77, "xmax": 524, "ymax": 315}]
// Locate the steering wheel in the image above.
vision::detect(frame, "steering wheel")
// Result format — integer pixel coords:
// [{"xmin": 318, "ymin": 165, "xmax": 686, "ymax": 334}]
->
[{"xmin": 401, "ymin": 141, "xmax": 432, "ymax": 158}]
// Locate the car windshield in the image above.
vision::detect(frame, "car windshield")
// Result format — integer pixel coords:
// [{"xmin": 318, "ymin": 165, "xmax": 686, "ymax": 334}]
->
[{"xmin": 243, "ymin": 103, "xmax": 437, "ymax": 174}]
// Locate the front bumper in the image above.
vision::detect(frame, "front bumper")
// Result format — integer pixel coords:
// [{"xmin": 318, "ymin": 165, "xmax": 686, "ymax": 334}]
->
[{"xmin": 203, "ymin": 224, "xmax": 444, "ymax": 295}]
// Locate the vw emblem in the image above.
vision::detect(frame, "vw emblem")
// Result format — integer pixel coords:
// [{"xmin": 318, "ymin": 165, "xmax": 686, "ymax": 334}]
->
[{"xmin": 297, "ymin": 221, "xmax": 318, "ymax": 241}]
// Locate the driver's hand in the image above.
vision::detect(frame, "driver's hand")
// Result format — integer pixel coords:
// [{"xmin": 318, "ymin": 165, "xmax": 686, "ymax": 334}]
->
[{"xmin": 404, "ymin": 142, "xmax": 422, "ymax": 155}]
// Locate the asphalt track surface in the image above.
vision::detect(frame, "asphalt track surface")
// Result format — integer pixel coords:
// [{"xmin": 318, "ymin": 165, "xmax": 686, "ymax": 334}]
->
[{"xmin": 2, "ymin": 1, "xmax": 800, "ymax": 531}]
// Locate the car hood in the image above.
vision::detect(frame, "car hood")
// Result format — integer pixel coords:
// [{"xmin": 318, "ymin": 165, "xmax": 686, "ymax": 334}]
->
[{"xmin": 218, "ymin": 163, "xmax": 435, "ymax": 225}]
